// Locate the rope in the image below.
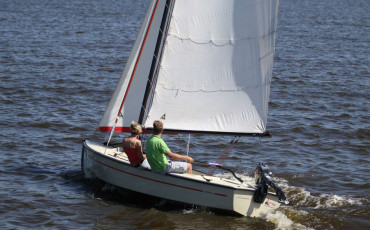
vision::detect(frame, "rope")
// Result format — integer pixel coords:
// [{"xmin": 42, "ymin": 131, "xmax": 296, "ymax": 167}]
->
[
  {"xmin": 186, "ymin": 134, "xmax": 190, "ymax": 156},
  {"xmin": 177, "ymin": 134, "xmax": 181, "ymax": 153},
  {"xmin": 207, "ymin": 136, "xmax": 240, "ymax": 176}
]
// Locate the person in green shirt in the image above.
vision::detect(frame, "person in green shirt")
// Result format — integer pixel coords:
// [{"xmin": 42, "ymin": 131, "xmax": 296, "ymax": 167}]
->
[{"xmin": 146, "ymin": 120, "xmax": 194, "ymax": 174}]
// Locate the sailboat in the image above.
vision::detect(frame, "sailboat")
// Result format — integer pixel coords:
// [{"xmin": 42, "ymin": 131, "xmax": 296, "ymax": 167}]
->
[{"xmin": 82, "ymin": 0, "xmax": 287, "ymax": 217}]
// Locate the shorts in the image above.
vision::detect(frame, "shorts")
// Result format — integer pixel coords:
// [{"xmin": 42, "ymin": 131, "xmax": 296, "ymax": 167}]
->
[
  {"xmin": 164, "ymin": 160, "xmax": 188, "ymax": 174},
  {"xmin": 138, "ymin": 158, "xmax": 151, "ymax": 170}
]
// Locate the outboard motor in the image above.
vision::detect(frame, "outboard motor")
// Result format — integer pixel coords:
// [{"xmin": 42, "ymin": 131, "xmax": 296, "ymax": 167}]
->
[{"xmin": 253, "ymin": 162, "xmax": 287, "ymax": 204}]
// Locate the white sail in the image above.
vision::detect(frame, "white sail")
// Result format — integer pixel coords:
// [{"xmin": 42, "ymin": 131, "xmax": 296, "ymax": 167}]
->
[
  {"xmin": 143, "ymin": 0, "xmax": 279, "ymax": 135},
  {"xmin": 99, "ymin": 0, "xmax": 279, "ymax": 135},
  {"xmin": 98, "ymin": 0, "xmax": 168, "ymax": 132}
]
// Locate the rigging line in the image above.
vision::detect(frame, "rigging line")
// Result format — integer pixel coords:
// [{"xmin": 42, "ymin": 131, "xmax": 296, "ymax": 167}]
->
[
  {"xmin": 208, "ymin": 142, "xmax": 232, "ymax": 176},
  {"xmin": 207, "ymin": 136, "xmax": 240, "ymax": 176},
  {"xmin": 177, "ymin": 134, "xmax": 181, "ymax": 153},
  {"xmin": 173, "ymin": 134, "xmax": 190, "ymax": 155},
  {"xmin": 186, "ymin": 134, "xmax": 191, "ymax": 156},
  {"xmin": 139, "ymin": 72, "xmax": 160, "ymax": 127},
  {"xmin": 139, "ymin": 0, "xmax": 174, "ymax": 120},
  {"xmin": 137, "ymin": 61, "xmax": 160, "ymax": 129}
]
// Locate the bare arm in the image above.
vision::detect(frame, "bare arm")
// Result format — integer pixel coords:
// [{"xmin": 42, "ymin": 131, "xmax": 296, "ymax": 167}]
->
[
  {"xmin": 166, "ymin": 151, "xmax": 194, "ymax": 163},
  {"xmin": 135, "ymin": 140, "xmax": 146, "ymax": 161}
]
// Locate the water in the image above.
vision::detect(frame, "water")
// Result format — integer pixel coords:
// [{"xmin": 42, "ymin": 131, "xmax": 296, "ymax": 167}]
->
[{"xmin": 0, "ymin": 0, "xmax": 369, "ymax": 229}]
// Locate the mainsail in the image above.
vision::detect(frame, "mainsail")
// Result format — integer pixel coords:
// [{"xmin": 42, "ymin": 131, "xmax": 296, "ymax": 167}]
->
[{"xmin": 98, "ymin": 0, "xmax": 279, "ymax": 136}]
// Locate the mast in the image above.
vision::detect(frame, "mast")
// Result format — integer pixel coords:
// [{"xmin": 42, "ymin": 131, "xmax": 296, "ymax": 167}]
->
[
  {"xmin": 110, "ymin": 0, "xmax": 161, "ymax": 133},
  {"xmin": 116, "ymin": 0, "xmax": 161, "ymax": 122},
  {"xmin": 138, "ymin": 0, "xmax": 175, "ymax": 125},
  {"xmin": 97, "ymin": 0, "xmax": 168, "ymax": 133}
]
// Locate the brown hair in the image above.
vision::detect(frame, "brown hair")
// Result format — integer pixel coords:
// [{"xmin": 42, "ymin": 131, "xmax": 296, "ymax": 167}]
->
[
  {"xmin": 130, "ymin": 121, "xmax": 142, "ymax": 136},
  {"xmin": 153, "ymin": 120, "xmax": 163, "ymax": 135}
]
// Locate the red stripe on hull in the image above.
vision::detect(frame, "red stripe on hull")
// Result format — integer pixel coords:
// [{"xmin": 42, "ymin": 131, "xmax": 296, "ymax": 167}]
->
[{"xmin": 215, "ymin": 193, "xmax": 227, "ymax": 197}]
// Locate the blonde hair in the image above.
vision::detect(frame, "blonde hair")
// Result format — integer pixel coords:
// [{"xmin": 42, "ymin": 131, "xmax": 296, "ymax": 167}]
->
[{"xmin": 130, "ymin": 121, "xmax": 142, "ymax": 136}]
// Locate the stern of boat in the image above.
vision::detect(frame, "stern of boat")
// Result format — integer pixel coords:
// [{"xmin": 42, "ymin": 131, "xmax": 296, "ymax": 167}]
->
[{"xmin": 233, "ymin": 189, "xmax": 281, "ymax": 217}]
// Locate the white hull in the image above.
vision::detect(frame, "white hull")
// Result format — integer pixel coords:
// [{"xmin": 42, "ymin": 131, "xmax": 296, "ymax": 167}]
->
[{"xmin": 82, "ymin": 140, "xmax": 281, "ymax": 217}]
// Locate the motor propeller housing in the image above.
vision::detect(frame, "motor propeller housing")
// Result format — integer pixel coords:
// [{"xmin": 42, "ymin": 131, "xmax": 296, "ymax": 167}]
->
[
  {"xmin": 253, "ymin": 162, "xmax": 287, "ymax": 204},
  {"xmin": 254, "ymin": 162, "xmax": 272, "ymax": 185}
]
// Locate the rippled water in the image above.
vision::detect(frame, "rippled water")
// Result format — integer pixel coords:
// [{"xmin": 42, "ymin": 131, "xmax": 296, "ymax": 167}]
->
[{"xmin": 1, "ymin": 0, "xmax": 369, "ymax": 229}]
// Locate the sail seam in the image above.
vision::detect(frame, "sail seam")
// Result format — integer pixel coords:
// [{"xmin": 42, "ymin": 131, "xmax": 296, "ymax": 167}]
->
[
  {"xmin": 154, "ymin": 88, "xmax": 269, "ymax": 93},
  {"xmin": 166, "ymin": 31, "xmax": 276, "ymax": 47},
  {"xmin": 154, "ymin": 82, "xmax": 271, "ymax": 93}
]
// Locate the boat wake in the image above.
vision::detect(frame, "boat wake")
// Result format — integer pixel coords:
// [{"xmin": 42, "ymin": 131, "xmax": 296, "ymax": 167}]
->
[
  {"xmin": 274, "ymin": 177, "xmax": 365, "ymax": 208},
  {"xmin": 216, "ymin": 171, "xmax": 367, "ymax": 229}
]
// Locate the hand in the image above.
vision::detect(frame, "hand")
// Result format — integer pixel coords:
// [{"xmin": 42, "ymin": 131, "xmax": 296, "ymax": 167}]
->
[{"xmin": 186, "ymin": 156, "xmax": 194, "ymax": 163}]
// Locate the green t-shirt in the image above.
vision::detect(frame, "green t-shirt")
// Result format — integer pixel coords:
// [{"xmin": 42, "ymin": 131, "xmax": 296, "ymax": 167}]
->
[{"xmin": 145, "ymin": 135, "xmax": 170, "ymax": 171}]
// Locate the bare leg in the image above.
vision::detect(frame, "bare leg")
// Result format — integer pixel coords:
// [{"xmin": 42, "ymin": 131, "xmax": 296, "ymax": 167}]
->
[{"xmin": 187, "ymin": 163, "xmax": 192, "ymax": 174}]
